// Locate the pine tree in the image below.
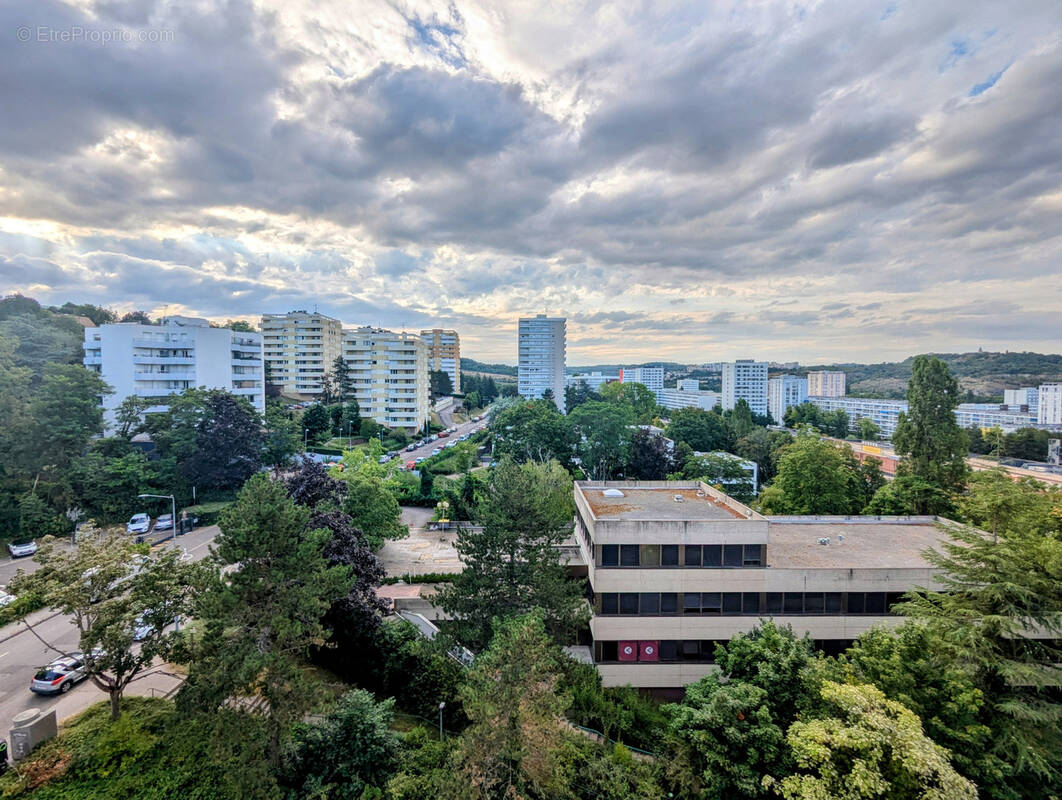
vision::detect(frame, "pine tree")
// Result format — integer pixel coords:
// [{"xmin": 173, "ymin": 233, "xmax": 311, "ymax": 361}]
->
[{"xmin": 332, "ymin": 356, "xmax": 353, "ymax": 402}]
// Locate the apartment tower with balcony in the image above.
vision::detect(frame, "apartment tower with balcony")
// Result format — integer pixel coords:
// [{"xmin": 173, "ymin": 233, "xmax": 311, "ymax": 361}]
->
[
  {"xmin": 518, "ymin": 314, "xmax": 567, "ymax": 412},
  {"xmin": 342, "ymin": 327, "xmax": 430, "ymax": 430},
  {"xmin": 420, "ymin": 328, "xmax": 461, "ymax": 394},
  {"xmin": 260, "ymin": 310, "xmax": 343, "ymax": 398}
]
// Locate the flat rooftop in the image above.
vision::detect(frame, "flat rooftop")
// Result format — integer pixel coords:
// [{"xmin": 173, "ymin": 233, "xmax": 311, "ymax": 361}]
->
[
  {"xmin": 580, "ymin": 486, "xmax": 749, "ymax": 521},
  {"xmin": 766, "ymin": 520, "xmax": 948, "ymax": 569}
]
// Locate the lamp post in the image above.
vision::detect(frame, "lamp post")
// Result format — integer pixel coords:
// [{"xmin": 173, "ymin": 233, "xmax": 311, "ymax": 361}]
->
[
  {"xmin": 438, "ymin": 701, "xmax": 445, "ymax": 741},
  {"xmin": 304, "ymin": 427, "xmax": 309, "ymax": 451},
  {"xmin": 138, "ymin": 492, "xmax": 179, "ymax": 633}
]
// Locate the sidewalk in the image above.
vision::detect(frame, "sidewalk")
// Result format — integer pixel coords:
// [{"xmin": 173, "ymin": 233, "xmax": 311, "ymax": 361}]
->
[{"xmin": 46, "ymin": 664, "xmax": 185, "ymax": 727}]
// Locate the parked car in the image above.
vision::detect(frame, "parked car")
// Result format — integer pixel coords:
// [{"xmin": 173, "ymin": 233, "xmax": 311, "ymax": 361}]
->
[
  {"xmin": 153, "ymin": 514, "xmax": 174, "ymax": 531},
  {"xmin": 405, "ymin": 444, "xmax": 417, "ymax": 452},
  {"xmin": 7, "ymin": 540, "xmax": 37, "ymax": 558},
  {"xmin": 415, "ymin": 457, "xmax": 426, "ymax": 464},
  {"xmin": 405, "ymin": 460, "xmax": 416, "ymax": 470},
  {"xmin": 0, "ymin": 586, "xmax": 16, "ymax": 607},
  {"xmin": 30, "ymin": 654, "xmax": 89, "ymax": 695},
  {"xmin": 126, "ymin": 513, "xmax": 151, "ymax": 535},
  {"xmin": 131, "ymin": 612, "xmax": 173, "ymax": 642},
  {"xmin": 431, "ymin": 448, "xmax": 441, "ymax": 456},
  {"xmin": 438, "ymin": 431, "xmax": 449, "ymax": 438}
]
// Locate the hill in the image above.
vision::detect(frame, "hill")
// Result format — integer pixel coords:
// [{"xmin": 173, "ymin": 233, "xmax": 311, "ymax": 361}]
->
[{"xmin": 460, "ymin": 357, "xmax": 518, "ymax": 379}]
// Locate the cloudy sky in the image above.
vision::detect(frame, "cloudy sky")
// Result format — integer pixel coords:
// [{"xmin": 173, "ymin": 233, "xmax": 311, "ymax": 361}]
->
[{"xmin": 1, "ymin": 0, "xmax": 1060, "ymax": 365}]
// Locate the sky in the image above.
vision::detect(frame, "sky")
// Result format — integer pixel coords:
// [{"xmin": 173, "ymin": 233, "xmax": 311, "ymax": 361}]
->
[{"xmin": 1, "ymin": 0, "xmax": 1060, "ymax": 366}]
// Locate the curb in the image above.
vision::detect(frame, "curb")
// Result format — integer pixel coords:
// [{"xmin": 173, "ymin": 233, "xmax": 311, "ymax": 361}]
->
[{"xmin": 0, "ymin": 611, "xmax": 63, "ymax": 646}]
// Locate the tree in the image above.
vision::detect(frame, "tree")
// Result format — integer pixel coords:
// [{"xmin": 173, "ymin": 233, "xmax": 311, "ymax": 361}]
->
[
  {"xmin": 666, "ymin": 408, "xmax": 731, "ymax": 453},
  {"xmin": 864, "ymin": 474, "xmax": 953, "ymax": 516},
  {"xmin": 329, "ymin": 403, "xmax": 345, "ymax": 436},
  {"xmin": 342, "ymin": 474, "xmax": 407, "ymax": 550},
  {"xmin": 302, "ymin": 403, "xmax": 331, "ymax": 446},
  {"xmin": 599, "ymin": 381, "xmax": 660, "ymax": 424},
  {"xmin": 726, "ymin": 398, "xmax": 756, "ymax": 440},
  {"xmin": 263, "ymin": 400, "xmax": 300, "ymax": 467},
  {"xmin": 675, "ymin": 453, "xmax": 756, "ymax": 502},
  {"xmin": 114, "ymin": 394, "xmax": 153, "ymax": 439},
  {"xmin": 490, "ymin": 399, "xmax": 576, "ymax": 468},
  {"xmin": 858, "ymin": 417, "xmax": 880, "ymax": 441},
  {"xmin": 430, "ymin": 369, "xmax": 454, "ymax": 399},
  {"xmin": 332, "ymin": 355, "xmax": 353, "ymax": 402},
  {"xmin": 26, "ymin": 363, "xmax": 110, "ymax": 470},
  {"xmin": 625, "ymin": 428, "xmax": 674, "ymax": 480},
  {"xmin": 67, "ymin": 446, "xmax": 156, "ymax": 523},
  {"xmin": 280, "ymin": 689, "xmax": 399, "ymax": 799},
  {"xmin": 10, "ymin": 529, "xmax": 201, "ymax": 720},
  {"xmin": 568, "ymin": 401, "xmax": 635, "ymax": 480},
  {"xmin": 53, "ymin": 301, "xmax": 116, "ymax": 325},
  {"xmin": 1004, "ymin": 428, "xmax": 1050, "ymax": 461},
  {"xmin": 119, "ymin": 310, "xmax": 153, "ymax": 324},
  {"xmin": 892, "ymin": 355, "xmax": 968, "ymax": 494},
  {"xmin": 180, "ymin": 474, "xmax": 352, "ymax": 763},
  {"xmin": 437, "ymin": 458, "xmax": 587, "ymax": 650},
  {"xmin": 540, "ymin": 387, "xmax": 558, "ymax": 410},
  {"xmin": 760, "ymin": 432, "xmax": 865, "ymax": 515},
  {"xmin": 734, "ymin": 427, "xmax": 793, "ymax": 484},
  {"xmin": 773, "ymin": 682, "xmax": 976, "ymax": 800},
  {"xmin": 175, "ymin": 390, "xmax": 265, "ymax": 490},
  {"xmin": 449, "ymin": 614, "xmax": 571, "ymax": 800},
  {"xmin": 822, "ymin": 408, "xmax": 850, "ymax": 439},
  {"xmin": 224, "ymin": 319, "xmax": 256, "ymax": 332},
  {"xmin": 564, "ymin": 380, "xmax": 601, "ymax": 413}
]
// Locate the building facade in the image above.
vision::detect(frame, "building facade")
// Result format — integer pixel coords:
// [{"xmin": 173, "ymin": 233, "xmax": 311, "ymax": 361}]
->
[
  {"xmin": 566, "ymin": 372, "xmax": 619, "ymax": 391},
  {"xmin": 807, "ymin": 371, "xmax": 846, "ymax": 397},
  {"xmin": 420, "ymin": 329, "xmax": 461, "ymax": 394},
  {"xmin": 342, "ymin": 327, "xmax": 429, "ymax": 430},
  {"xmin": 721, "ymin": 360, "xmax": 768, "ymax": 416},
  {"xmin": 518, "ymin": 315, "xmax": 566, "ymax": 412},
  {"xmin": 1004, "ymin": 387, "xmax": 1039, "ymax": 412},
  {"xmin": 656, "ymin": 388, "xmax": 721, "ymax": 412},
  {"xmin": 261, "ymin": 311, "xmax": 343, "ymax": 398},
  {"xmin": 808, "ymin": 396, "xmax": 908, "ymax": 439},
  {"xmin": 1039, "ymin": 384, "xmax": 1062, "ymax": 426},
  {"xmin": 767, "ymin": 375, "xmax": 809, "ymax": 423},
  {"xmin": 573, "ymin": 481, "xmax": 952, "ymax": 689},
  {"xmin": 620, "ymin": 367, "xmax": 664, "ymax": 393},
  {"xmin": 83, "ymin": 316, "xmax": 264, "ymax": 429},
  {"xmin": 677, "ymin": 379, "xmax": 700, "ymax": 392}
]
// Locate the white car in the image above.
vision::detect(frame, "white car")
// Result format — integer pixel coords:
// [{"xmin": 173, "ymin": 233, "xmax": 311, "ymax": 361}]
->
[
  {"xmin": 0, "ymin": 586, "xmax": 16, "ymax": 607},
  {"xmin": 126, "ymin": 513, "xmax": 151, "ymax": 535},
  {"xmin": 7, "ymin": 540, "xmax": 38, "ymax": 558},
  {"xmin": 132, "ymin": 612, "xmax": 172, "ymax": 642},
  {"xmin": 30, "ymin": 654, "xmax": 89, "ymax": 695},
  {"xmin": 153, "ymin": 514, "xmax": 174, "ymax": 531},
  {"xmin": 431, "ymin": 448, "xmax": 441, "ymax": 456}
]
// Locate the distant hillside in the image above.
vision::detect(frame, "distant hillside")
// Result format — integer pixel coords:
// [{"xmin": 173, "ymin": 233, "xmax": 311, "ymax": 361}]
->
[
  {"xmin": 565, "ymin": 362, "xmax": 687, "ymax": 374},
  {"xmin": 804, "ymin": 352, "xmax": 1062, "ymax": 401},
  {"xmin": 461, "ymin": 357, "xmax": 517, "ymax": 379}
]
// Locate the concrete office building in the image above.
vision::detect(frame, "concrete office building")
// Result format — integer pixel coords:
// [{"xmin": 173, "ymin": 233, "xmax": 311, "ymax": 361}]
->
[
  {"xmin": 84, "ymin": 316, "xmax": 264, "ymax": 429},
  {"xmin": 420, "ymin": 329, "xmax": 461, "ymax": 394},
  {"xmin": 807, "ymin": 371, "xmax": 847, "ymax": 397},
  {"xmin": 1040, "ymin": 385, "xmax": 1062, "ymax": 426},
  {"xmin": 261, "ymin": 311, "xmax": 343, "ymax": 398},
  {"xmin": 342, "ymin": 327, "xmax": 430, "ymax": 430},
  {"xmin": 566, "ymin": 372, "xmax": 618, "ymax": 391},
  {"xmin": 1004, "ymin": 387, "xmax": 1039, "ymax": 412},
  {"xmin": 768, "ymin": 375, "xmax": 808, "ymax": 423},
  {"xmin": 656, "ymin": 388, "xmax": 721, "ymax": 412},
  {"xmin": 722, "ymin": 360, "xmax": 768, "ymax": 416},
  {"xmin": 573, "ymin": 481, "xmax": 955, "ymax": 689},
  {"xmin": 620, "ymin": 367, "xmax": 664, "ymax": 393},
  {"xmin": 518, "ymin": 315, "xmax": 566, "ymax": 412}
]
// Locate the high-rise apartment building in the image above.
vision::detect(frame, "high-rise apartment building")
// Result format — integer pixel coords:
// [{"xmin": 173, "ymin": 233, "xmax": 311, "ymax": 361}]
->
[
  {"xmin": 518, "ymin": 315, "xmax": 566, "ymax": 412},
  {"xmin": 83, "ymin": 316, "xmax": 264, "ymax": 429},
  {"xmin": 1004, "ymin": 387, "xmax": 1039, "ymax": 411},
  {"xmin": 768, "ymin": 375, "xmax": 808, "ymax": 423},
  {"xmin": 342, "ymin": 328, "xmax": 429, "ymax": 431},
  {"xmin": 619, "ymin": 367, "xmax": 664, "ymax": 393},
  {"xmin": 1039, "ymin": 384, "xmax": 1062, "ymax": 425},
  {"xmin": 807, "ymin": 371, "xmax": 847, "ymax": 397},
  {"xmin": 261, "ymin": 311, "xmax": 343, "ymax": 398},
  {"xmin": 420, "ymin": 329, "xmax": 461, "ymax": 394},
  {"xmin": 721, "ymin": 360, "xmax": 768, "ymax": 416}
]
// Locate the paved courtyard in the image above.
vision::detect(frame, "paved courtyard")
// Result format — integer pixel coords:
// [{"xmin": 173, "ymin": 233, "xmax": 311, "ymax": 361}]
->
[{"xmin": 378, "ymin": 506, "xmax": 464, "ymax": 578}]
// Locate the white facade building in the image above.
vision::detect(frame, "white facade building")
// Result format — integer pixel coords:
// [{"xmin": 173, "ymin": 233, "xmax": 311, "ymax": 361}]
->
[
  {"xmin": 808, "ymin": 396, "xmax": 908, "ymax": 439},
  {"xmin": 566, "ymin": 372, "xmax": 618, "ymax": 391},
  {"xmin": 261, "ymin": 311, "xmax": 343, "ymax": 398},
  {"xmin": 620, "ymin": 367, "xmax": 664, "ymax": 393},
  {"xmin": 807, "ymin": 371, "xmax": 846, "ymax": 397},
  {"xmin": 342, "ymin": 328, "xmax": 429, "ymax": 430},
  {"xmin": 722, "ymin": 360, "xmax": 768, "ymax": 416},
  {"xmin": 420, "ymin": 329, "xmax": 460, "ymax": 394},
  {"xmin": 768, "ymin": 375, "xmax": 809, "ymax": 423},
  {"xmin": 518, "ymin": 315, "xmax": 566, "ymax": 412},
  {"xmin": 1040, "ymin": 384, "xmax": 1062, "ymax": 425},
  {"xmin": 1004, "ymin": 387, "xmax": 1039, "ymax": 411},
  {"xmin": 677, "ymin": 379, "xmax": 700, "ymax": 392},
  {"xmin": 656, "ymin": 388, "xmax": 721, "ymax": 412},
  {"xmin": 83, "ymin": 317, "xmax": 264, "ymax": 429},
  {"xmin": 954, "ymin": 404, "xmax": 1038, "ymax": 431}
]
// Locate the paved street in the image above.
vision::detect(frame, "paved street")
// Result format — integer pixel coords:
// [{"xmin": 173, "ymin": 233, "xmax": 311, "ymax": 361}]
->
[
  {"xmin": 393, "ymin": 415, "xmax": 486, "ymax": 468},
  {"xmin": 0, "ymin": 524, "xmax": 220, "ymax": 734}
]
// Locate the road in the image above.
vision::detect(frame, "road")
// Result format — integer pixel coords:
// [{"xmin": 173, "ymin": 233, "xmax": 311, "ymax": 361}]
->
[
  {"xmin": 394, "ymin": 415, "xmax": 487, "ymax": 468},
  {"xmin": 0, "ymin": 524, "xmax": 220, "ymax": 735}
]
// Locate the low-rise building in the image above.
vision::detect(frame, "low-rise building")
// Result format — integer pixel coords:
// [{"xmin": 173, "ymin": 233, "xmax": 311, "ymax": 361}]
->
[
  {"xmin": 768, "ymin": 375, "xmax": 808, "ymax": 423},
  {"xmin": 656, "ymin": 388, "xmax": 721, "ymax": 412},
  {"xmin": 573, "ymin": 481, "xmax": 956, "ymax": 689},
  {"xmin": 342, "ymin": 327, "xmax": 429, "ymax": 430},
  {"xmin": 807, "ymin": 396, "xmax": 908, "ymax": 439},
  {"xmin": 566, "ymin": 371, "xmax": 619, "ymax": 391}
]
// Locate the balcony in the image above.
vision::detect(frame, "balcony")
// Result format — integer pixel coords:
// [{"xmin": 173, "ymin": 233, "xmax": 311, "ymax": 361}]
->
[{"xmin": 132, "ymin": 355, "xmax": 196, "ymax": 366}]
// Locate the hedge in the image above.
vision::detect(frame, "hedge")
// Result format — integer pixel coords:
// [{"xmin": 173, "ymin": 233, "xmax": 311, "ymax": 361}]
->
[{"xmin": 381, "ymin": 572, "xmax": 460, "ymax": 585}]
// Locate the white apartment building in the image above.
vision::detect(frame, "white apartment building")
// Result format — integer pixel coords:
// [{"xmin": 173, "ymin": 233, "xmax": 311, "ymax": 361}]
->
[
  {"xmin": 767, "ymin": 375, "xmax": 809, "ymax": 423},
  {"xmin": 518, "ymin": 315, "xmax": 566, "ymax": 412},
  {"xmin": 722, "ymin": 360, "xmax": 768, "ymax": 416},
  {"xmin": 807, "ymin": 371, "xmax": 846, "ymax": 397},
  {"xmin": 342, "ymin": 327, "xmax": 429, "ymax": 431},
  {"xmin": 677, "ymin": 379, "xmax": 700, "ymax": 392},
  {"xmin": 954, "ymin": 404, "xmax": 1037, "ymax": 431},
  {"xmin": 566, "ymin": 372, "xmax": 618, "ymax": 391},
  {"xmin": 1004, "ymin": 387, "xmax": 1039, "ymax": 411},
  {"xmin": 620, "ymin": 367, "xmax": 664, "ymax": 393},
  {"xmin": 574, "ymin": 481, "xmax": 956, "ymax": 689},
  {"xmin": 1040, "ymin": 384, "xmax": 1062, "ymax": 425},
  {"xmin": 261, "ymin": 311, "xmax": 343, "ymax": 398},
  {"xmin": 656, "ymin": 388, "xmax": 721, "ymax": 412},
  {"xmin": 83, "ymin": 316, "xmax": 264, "ymax": 429},
  {"xmin": 420, "ymin": 329, "xmax": 461, "ymax": 394}
]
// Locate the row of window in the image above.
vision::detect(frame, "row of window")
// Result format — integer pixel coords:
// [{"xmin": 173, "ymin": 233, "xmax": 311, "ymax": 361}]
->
[
  {"xmin": 598, "ymin": 543, "xmax": 765, "ymax": 569},
  {"xmin": 596, "ymin": 591, "xmax": 906, "ymax": 616},
  {"xmin": 594, "ymin": 639, "xmax": 856, "ymax": 664}
]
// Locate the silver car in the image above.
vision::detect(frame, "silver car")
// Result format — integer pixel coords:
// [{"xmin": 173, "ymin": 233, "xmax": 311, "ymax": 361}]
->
[
  {"xmin": 126, "ymin": 513, "xmax": 151, "ymax": 535},
  {"xmin": 30, "ymin": 654, "xmax": 88, "ymax": 695},
  {"xmin": 7, "ymin": 540, "xmax": 37, "ymax": 558},
  {"xmin": 153, "ymin": 514, "xmax": 173, "ymax": 531}
]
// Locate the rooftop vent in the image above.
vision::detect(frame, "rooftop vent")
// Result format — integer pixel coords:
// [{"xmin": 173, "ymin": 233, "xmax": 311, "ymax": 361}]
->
[
  {"xmin": 602, "ymin": 489, "xmax": 625, "ymax": 498},
  {"xmin": 696, "ymin": 491, "xmax": 706, "ymax": 498},
  {"xmin": 817, "ymin": 537, "xmax": 830, "ymax": 546},
  {"xmin": 673, "ymin": 494, "xmax": 684, "ymax": 502}
]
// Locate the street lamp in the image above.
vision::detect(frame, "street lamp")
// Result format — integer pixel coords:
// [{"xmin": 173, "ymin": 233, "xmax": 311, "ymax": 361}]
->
[
  {"xmin": 438, "ymin": 701, "xmax": 446, "ymax": 741},
  {"xmin": 138, "ymin": 492, "xmax": 179, "ymax": 633},
  {"xmin": 304, "ymin": 427, "xmax": 309, "ymax": 450}
]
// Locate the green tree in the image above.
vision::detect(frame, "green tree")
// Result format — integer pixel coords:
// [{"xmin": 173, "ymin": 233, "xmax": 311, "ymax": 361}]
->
[
  {"xmin": 822, "ymin": 408, "xmax": 850, "ymax": 438},
  {"xmin": 120, "ymin": 310, "xmax": 153, "ymax": 324},
  {"xmin": 773, "ymin": 682, "xmax": 976, "ymax": 800},
  {"xmin": 490, "ymin": 399, "xmax": 576, "ymax": 468},
  {"xmin": 564, "ymin": 379, "xmax": 602, "ymax": 413},
  {"xmin": 665, "ymin": 408, "xmax": 731, "ymax": 452},
  {"xmin": 26, "ymin": 363, "xmax": 110, "ymax": 470},
  {"xmin": 263, "ymin": 401, "xmax": 301, "ymax": 467},
  {"xmin": 625, "ymin": 427, "xmax": 674, "ymax": 480},
  {"xmin": 599, "ymin": 381, "xmax": 660, "ymax": 424},
  {"xmin": 114, "ymin": 395, "xmax": 153, "ymax": 439},
  {"xmin": 67, "ymin": 446, "xmax": 157, "ymax": 523},
  {"xmin": 760, "ymin": 432, "xmax": 865, "ymax": 515},
  {"xmin": 180, "ymin": 474, "xmax": 352, "ymax": 763},
  {"xmin": 857, "ymin": 417, "xmax": 880, "ymax": 441},
  {"xmin": 1004, "ymin": 428, "xmax": 1050, "ymax": 461},
  {"xmin": 727, "ymin": 398, "xmax": 756, "ymax": 439},
  {"xmin": 330, "ymin": 355, "xmax": 352, "ymax": 402},
  {"xmin": 893, "ymin": 356, "xmax": 968, "ymax": 493},
  {"xmin": 342, "ymin": 474, "xmax": 407, "ymax": 550},
  {"xmin": 301, "ymin": 403, "xmax": 331, "ymax": 446},
  {"xmin": 734, "ymin": 427, "xmax": 793, "ymax": 483},
  {"xmin": 568, "ymin": 401, "xmax": 635, "ymax": 480},
  {"xmin": 864, "ymin": 474, "xmax": 953, "ymax": 515},
  {"xmin": 430, "ymin": 369, "xmax": 454, "ymax": 398},
  {"xmin": 437, "ymin": 458, "xmax": 587, "ymax": 650}
]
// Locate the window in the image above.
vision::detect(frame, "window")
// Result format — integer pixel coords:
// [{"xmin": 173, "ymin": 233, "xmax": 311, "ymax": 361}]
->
[
  {"xmin": 743, "ymin": 593, "xmax": 761, "ymax": 614},
  {"xmin": 683, "ymin": 593, "xmax": 701, "ymax": 614},
  {"xmin": 847, "ymin": 593, "xmax": 865, "ymax": 614},
  {"xmin": 620, "ymin": 545, "xmax": 640, "ymax": 567},
  {"xmin": 766, "ymin": 593, "xmax": 783, "ymax": 614},
  {"xmin": 600, "ymin": 641, "xmax": 618, "ymax": 662},
  {"xmin": 600, "ymin": 594, "xmax": 618, "ymax": 614},
  {"xmin": 620, "ymin": 593, "xmax": 639, "ymax": 615},
  {"xmin": 886, "ymin": 593, "xmax": 905, "ymax": 613},
  {"xmin": 661, "ymin": 593, "xmax": 678, "ymax": 614},
  {"xmin": 680, "ymin": 640, "xmax": 701, "ymax": 660},
  {"xmin": 641, "ymin": 544, "xmax": 660, "ymax": 567},
  {"xmin": 659, "ymin": 641, "xmax": 678, "ymax": 661},
  {"xmin": 640, "ymin": 593, "xmax": 660, "ymax": 614},
  {"xmin": 661, "ymin": 545, "xmax": 679, "ymax": 566},
  {"xmin": 722, "ymin": 593, "xmax": 742, "ymax": 614},
  {"xmin": 702, "ymin": 592, "xmax": 722, "ymax": 614},
  {"xmin": 825, "ymin": 593, "xmax": 842, "ymax": 613},
  {"xmin": 743, "ymin": 544, "xmax": 763, "ymax": 567},
  {"xmin": 804, "ymin": 593, "xmax": 824, "ymax": 614},
  {"xmin": 685, "ymin": 545, "xmax": 702, "ymax": 567},
  {"xmin": 601, "ymin": 545, "xmax": 619, "ymax": 567},
  {"xmin": 702, "ymin": 545, "xmax": 722, "ymax": 567},
  {"xmin": 784, "ymin": 593, "xmax": 803, "ymax": 614},
  {"xmin": 865, "ymin": 593, "xmax": 886, "ymax": 614},
  {"xmin": 723, "ymin": 544, "xmax": 743, "ymax": 568}
]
